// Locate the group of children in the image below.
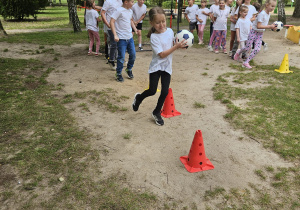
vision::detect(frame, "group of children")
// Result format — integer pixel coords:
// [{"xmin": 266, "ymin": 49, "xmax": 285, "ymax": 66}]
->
[
  {"xmin": 85, "ymin": 0, "xmax": 278, "ymax": 126},
  {"xmin": 185, "ymin": 0, "xmax": 277, "ymax": 68}
]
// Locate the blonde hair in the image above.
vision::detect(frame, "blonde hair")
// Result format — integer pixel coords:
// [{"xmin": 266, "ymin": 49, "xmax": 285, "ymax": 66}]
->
[
  {"xmin": 261, "ymin": 0, "xmax": 277, "ymax": 11},
  {"xmin": 238, "ymin": 5, "xmax": 249, "ymax": 18},
  {"xmin": 147, "ymin": 7, "xmax": 166, "ymax": 38}
]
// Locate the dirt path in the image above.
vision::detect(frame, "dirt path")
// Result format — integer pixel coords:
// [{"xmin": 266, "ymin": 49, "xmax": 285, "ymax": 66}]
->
[{"xmin": 1, "ymin": 29, "xmax": 299, "ymax": 208}]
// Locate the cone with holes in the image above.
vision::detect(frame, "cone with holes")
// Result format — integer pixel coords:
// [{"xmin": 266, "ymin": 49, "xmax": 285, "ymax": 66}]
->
[
  {"xmin": 275, "ymin": 54, "xmax": 293, "ymax": 73},
  {"xmin": 161, "ymin": 88, "xmax": 181, "ymax": 118},
  {"xmin": 180, "ymin": 130, "xmax": 214, "ymax": 173}
]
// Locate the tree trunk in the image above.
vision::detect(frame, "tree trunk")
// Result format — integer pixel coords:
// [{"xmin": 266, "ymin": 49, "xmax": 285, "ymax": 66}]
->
[
  {"xmin": 293, "ymin": 0, "xmax": 300, "ymax": 18},
  {"xmin": 67, "ymin": 0, "xmax": 81, "ymax": 32},
  {"xmin": 278, "ymin": 0, "xmax": 286, "ymax": 24},
  {"xmin": 177, "ymin": 0, "xmax": 183, "ymax": 31},
  {"xmin": 0, "ymin": 20, "xmax": 8, "ymax": 37}
]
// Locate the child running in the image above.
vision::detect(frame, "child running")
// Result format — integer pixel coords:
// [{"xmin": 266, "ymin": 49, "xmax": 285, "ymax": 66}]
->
[
  {"xmin": 111, "ymin": 0, "xmax": 137, "ymax": 82},
  {"xmin": 196, "ymin": 0, "xmax": 210, "ymax": 45},
  {"xmin": 234, "ymin": 5, "xmax": 252, "ymax": 61},
  {"xmin": 85, "ymin": 0, "xmax": 101, "ymax": 56},
  {"xmin": 132, "ymin": 7, "xmax": 187, "ymax": 126},
  {"xmin": 234, "ymin": 0, "xmax": 277, "ymax": 68},
  {"xmin": 131, "ymin": 0, "xmax": 147, "ymax": 51},
  {"xmin": 212, "ymin": 0, "xmax": 230, "ymax": 54}
]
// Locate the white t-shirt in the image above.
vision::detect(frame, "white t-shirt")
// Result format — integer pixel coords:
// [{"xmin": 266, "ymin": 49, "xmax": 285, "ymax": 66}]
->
[
  {"xmin": 85, "ymin": 9, "xmax": 99, "ymax": 32},
  {"xmin": 111, "ymin": 7, "xmax": 133, "ymax": 40},
  {"xmin": 252, "ymin": 10, "xmax": 270, "ymax": 32},
  {"xmin": 235, "ymin": 18, "xmax": 252, "ymax": 41},
  {"xmin": 131, "ymin": 3, "xmax": 147, "ymax": 23},
  {"xmin": 149, "ymin": 28, "xmax": 174, "ymax": 75},
  {"xmin": 102, "ymin": 0, "xmax": 122, "ymax": 30},
  {"xmin": 185, "ymin": 4, "xmax": 199, "ymax": 23},
  {"xmin": 196, "ymin": 8, "xmax": 210, "ymax": 25},
  {"xmin": 230, "ymin": 6, "xmax": 237, "ymax": 31},
  {"xmin": 235, "ymin": 4, "xmax": 257, "ymax": 21},
  {"xmin": 213, "ymin": 8, "xmax": 230, "ymax": 30}
]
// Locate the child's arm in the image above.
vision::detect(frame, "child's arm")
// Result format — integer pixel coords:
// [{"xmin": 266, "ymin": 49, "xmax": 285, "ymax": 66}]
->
[
  {"xmin": 131, "ymin": 19, "xmax": 138, "ymax": 34},
  {"xmin": 110, "ymin": 18, "xmax": 119, "ymax": 42},
  {"xmin": 101, "ymin": 10, "xmax": 110, "ymax": 28},
  {"xmin": 257, "ymin": 22, "xmax": 276, "ymax": 30},
  {"xmin": 230, "ymin": 15, "xmax": 237, "ymax": 24},
  {"xmin": 236, "ymin": 28, "xmax": 240, "ymax": 42},
  {"xmin": 136, "ymin": 13, "xmax": 146, "ymax": 25},
  {"xmin": 184, "ymin": 12, "xmax": 190, "ymax": 23},
  {"xmin": 196, "ymin": 15, "xmax": 203, "ymax": 23},
  {"xmin": 158, "ymin": 39, "xmax": 187, "ymax": 59},
  {"xmin": 250, "ymin": 14, "xmax": 256, "ymax": 22}
]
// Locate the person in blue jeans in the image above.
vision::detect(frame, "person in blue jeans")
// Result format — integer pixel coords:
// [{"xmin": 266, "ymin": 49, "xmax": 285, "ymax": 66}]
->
[{"xmin": 111, "ymin": 0, "xmax": 137, "ymax": 82}]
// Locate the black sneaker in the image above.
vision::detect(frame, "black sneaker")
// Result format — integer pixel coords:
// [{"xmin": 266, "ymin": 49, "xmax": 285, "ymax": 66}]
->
[
  {"xmin": 132, "ymin": 93, "xmax": 141, "ymax": 111},
  {"xmin": 125, "ymin": 69, "xmax": 134, "ymax": 79},
  {"xmin": 152, "ymin": 112, "xmax": 164, "ymax": 126},
  {"xmin": 139, "ymin": 47, "xmax": 143, "ymax": 51},
  {"xmin": 116, "ymin": 73, "xmax": 124, "ymax": 82},
  {"xmin": 108, "ymin": 60, "xmax": 116, "ymax": 70}
]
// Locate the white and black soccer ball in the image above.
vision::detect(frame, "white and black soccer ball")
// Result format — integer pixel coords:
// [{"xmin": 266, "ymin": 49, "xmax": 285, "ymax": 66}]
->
[
  {"xmin": 175, "ymin": 29, "xmax": 194, "ymax": 48},
  {"xmin": 272, "ymin": 21, "xmax": 284, "ymax": 32}
]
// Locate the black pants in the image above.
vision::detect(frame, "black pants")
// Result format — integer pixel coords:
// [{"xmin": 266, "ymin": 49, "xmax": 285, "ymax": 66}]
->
[{"xmin": 138, "ymin": 71, "xmax": 171, "ymax": 114}]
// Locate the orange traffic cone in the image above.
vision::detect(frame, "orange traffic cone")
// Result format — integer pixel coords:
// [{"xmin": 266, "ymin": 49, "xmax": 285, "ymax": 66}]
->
[
  {"xmin": 161, "ymin": 88, "xmax": 181, "ymax": 118},
  {"xmin": 180, "ymin": 130, "xmax": 214, "ymax": 173}
]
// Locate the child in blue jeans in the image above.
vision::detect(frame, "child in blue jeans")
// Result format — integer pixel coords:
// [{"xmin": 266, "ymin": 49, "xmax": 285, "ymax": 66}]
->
[{"xmin": 111, "ymin": 0, "xmax": 137, "ymax": 82}]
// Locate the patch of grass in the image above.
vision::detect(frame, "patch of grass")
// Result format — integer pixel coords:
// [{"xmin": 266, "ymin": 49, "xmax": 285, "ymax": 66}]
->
[
  {"xmin": 0, "ymin": 57, "xmax": 159, "ymax": 209},
  {"xmin": 193, "ymin": 102, "xmax": 205, "ymax": 108},
  {"xmin": 3, "ymin": 48, "xmax": 8, "ymax": 52},
  {"xmin": 122, "ymin": 133, "xmax": 132, "ymax": 140},
  {"xmin": 213, "ymin": 62, "xmax": 300, "ymax": 161}
]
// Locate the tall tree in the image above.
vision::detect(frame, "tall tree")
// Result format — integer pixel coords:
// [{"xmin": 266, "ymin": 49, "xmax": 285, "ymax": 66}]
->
[
  {"xmin": 278, "ymin": 0, "xmax": 286, "ymax": 24},
  {"xmin": 293, "ymin": 0, "xmax": 300, "ymax": 18},
  {"xmin": 0, "ymin": 19, "xmax": 7, "ymax": 37},
  {"xmin": 67, "ymin": 0, "xmax": 81, "ymax": 32}
]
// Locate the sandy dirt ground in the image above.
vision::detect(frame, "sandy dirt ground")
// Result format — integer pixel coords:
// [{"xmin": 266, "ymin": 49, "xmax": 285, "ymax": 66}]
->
[{"xmin": 1, "ymin": 28, "xmax": 300, "ymax": 208}]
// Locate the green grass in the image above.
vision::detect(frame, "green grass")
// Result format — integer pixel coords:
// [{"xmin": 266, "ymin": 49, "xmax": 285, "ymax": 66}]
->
[
  {"xmin": 213, "ymin": 63, "xmax": 300, "ymax": 161},
  {"xmin": 0, "ymin": 57, "xmax": 159, "ymax": 209}
]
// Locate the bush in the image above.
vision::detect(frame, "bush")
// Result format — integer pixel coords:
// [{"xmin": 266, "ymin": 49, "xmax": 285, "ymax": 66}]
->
[{"xmin": 0, "ymin": 0, "xmax": 48, "ymax": 20}]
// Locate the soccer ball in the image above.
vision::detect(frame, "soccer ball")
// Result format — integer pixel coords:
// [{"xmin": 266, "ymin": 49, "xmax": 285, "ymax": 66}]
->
[
  {"xmin": 175, "ymin": 29, "xmax": 194, "ymax": 48},
  {"xmin": 272, "ymin": 21, "xmax": 284, "ymax": 32}
]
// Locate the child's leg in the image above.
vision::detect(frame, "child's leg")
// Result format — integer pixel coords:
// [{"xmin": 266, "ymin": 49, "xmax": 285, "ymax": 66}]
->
[
  {"xmin": 88, "ymin": 30, "xmax": 94, "ymax": 53},
  {"xmin": 116, "ymin": 40, "xmax": 126, "ymax": 74},
  {"xmin": 107, "ymin": 29, "xmax": 117, "ymax": 62},
  {"xmin": 230, "ymin": 30, "xmax": 236, "ymax": 51},
  {"xmin": 93, "ymin": 31, "xmax": 100, "ymax": 54},
  {"xmin": 239, "ymin": 30, "xmax": 255, "ymax": 55},
  {"xmin": 221, "ymin": 30, "xmax": 227, "ymax": 50},
  {"xmin": 199, "ymin": 24, "xmax": 205, "ymax": 43},
  {"xmin": 153, "ymin": 71, "xmax": 171, "ymax": 115},
  {"xmin": 245, "ymin": 32, "xmax": 263, "ymax": 64},
  {"xmin": 197, "ymin": 24, "xmax": 201, "ymax": 42},
  {"xmin": 126, "ymin": 38, "xmax": 136, "ymax": 71},
  {"xmin": 138, "ymin": 71, "xmax": 161, "ymax": 103},
  {"xmin": 138, "ymin": 30, "xmax": 142, "ymax": 47},
  {"xmin": 214, "ymin": 30, "xmax": 221, "ymax": 51},
  {"xmin": 209, "ymin": 30, "xmax": 216, "ymax": 46}
]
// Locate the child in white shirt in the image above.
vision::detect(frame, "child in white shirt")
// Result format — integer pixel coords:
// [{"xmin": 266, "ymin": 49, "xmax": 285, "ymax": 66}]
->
[
  {"xmin": 131, "ymin": 0, "xmax": 147, "ymax": 50},
  {"xmin": 196, "ymin": 0, "xmax": 210, "ymax": 45},
  {"xmin": 234, "ymin": 0, "xmax": 277, "ymax": 68},
  {"xmin": 111, "ymin": 0, "xmax": 137, "ymax": 82},
  {"xmin": 234, "ymin": 5, "xmax": 252, "ymax": 61},
  {"xmin": 212, "ymin": 0, "xmax": 230, "ymax": 54},
  {"xmin": 185, "ymin": 0, "xmax": 199, "ymax": 35},
  {"xmin": 85, "ymin": 0, "xmax": 101, "ymax": 56}
]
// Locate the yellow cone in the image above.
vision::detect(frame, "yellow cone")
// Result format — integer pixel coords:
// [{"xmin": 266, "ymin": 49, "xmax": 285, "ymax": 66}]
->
[{"xmin": 275, "ymin": 54, "xmax": 293, "ymax": 73}]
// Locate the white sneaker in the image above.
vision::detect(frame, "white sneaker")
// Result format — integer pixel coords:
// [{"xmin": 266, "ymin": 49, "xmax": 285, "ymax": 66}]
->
[
  {"xmin": 228, "ymin": 51, "xmax": 232, "ymax": 57},
  {"xmin": 263, "ymin": 43, "xmax": 268, "ymax": 52},
  {"xmin": 207, "ymin": 46, "xmax": 213, "ymax": 52}
]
